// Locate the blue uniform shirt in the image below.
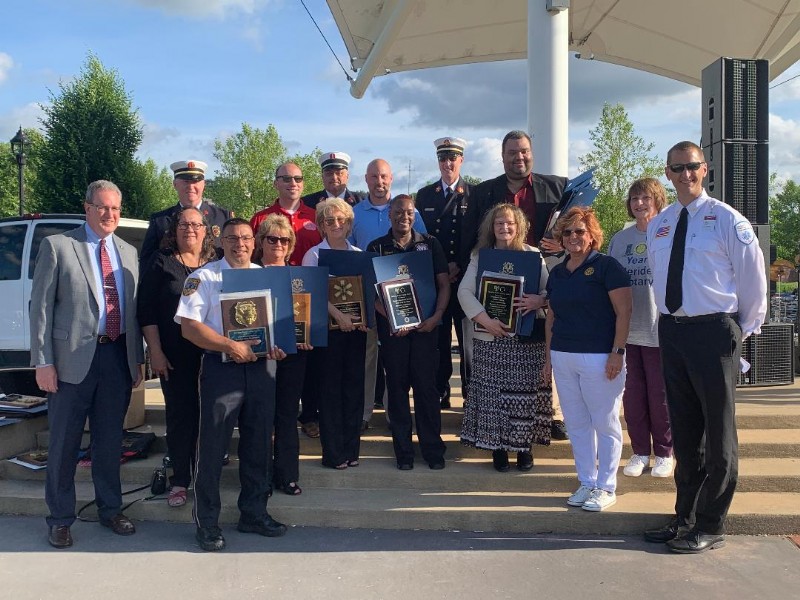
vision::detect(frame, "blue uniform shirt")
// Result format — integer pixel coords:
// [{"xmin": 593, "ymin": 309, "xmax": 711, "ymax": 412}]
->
[{"xmin": 349, "ymin": 196, "xmax": 427, "ymax": 249}]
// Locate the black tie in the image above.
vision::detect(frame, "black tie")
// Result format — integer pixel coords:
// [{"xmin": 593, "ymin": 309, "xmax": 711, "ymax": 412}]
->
[{"xmin": 665, "ymin": 207, "xmax": 688, "ymax": 314}]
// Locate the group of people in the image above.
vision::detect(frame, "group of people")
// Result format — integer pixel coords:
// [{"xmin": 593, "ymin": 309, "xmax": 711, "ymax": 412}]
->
[{"xmin": 30, "ymin": 131, "xmax": 766, "ymax": 555}]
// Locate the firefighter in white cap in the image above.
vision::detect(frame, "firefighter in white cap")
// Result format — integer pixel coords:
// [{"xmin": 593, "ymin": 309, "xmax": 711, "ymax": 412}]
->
[
  {"xmin": 140, "ymin": 160, "xmax": 232, "ymax": 269},
  {"xmin": 302, "ymin": 152, "xmax": 364, "ymax": 210}
]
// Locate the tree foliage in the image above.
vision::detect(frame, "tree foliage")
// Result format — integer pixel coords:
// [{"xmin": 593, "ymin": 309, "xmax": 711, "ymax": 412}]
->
[
  {"xmin": 210, "ymin": 123, "xmax": 322, "ymax": 219},
  {"xmin": 770, "ymin": 179, "xmax": 800, "ymax": 262},
  {"xmin": 578, "ymin": 103, "xmax": 663, "ymax": 247},
  {"xmin": 0, "ymin": 128, "xmax": 46, "ymax": 217},
  {"xmin": 37, "ymin": 54, "xmax": 144, "ymax": 215}
]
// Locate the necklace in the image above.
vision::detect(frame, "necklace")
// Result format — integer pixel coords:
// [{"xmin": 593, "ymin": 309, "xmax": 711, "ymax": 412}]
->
[{"xmin": 176, "ymin": 252, "xmax": 204, "ymax": 273}]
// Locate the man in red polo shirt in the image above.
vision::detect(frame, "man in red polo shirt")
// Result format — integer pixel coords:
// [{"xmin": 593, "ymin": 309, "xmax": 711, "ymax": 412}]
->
[{"xmin": 250, "ymin": 162, "xmax": 321, "ymax": 265}]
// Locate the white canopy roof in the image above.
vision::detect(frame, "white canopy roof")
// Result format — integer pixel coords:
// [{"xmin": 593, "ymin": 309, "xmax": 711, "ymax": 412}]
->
[{"xmin": 328, "ymin": 0, "xmax": 800, "ymax": 97}]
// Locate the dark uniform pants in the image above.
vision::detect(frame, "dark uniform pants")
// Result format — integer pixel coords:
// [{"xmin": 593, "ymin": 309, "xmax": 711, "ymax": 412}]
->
[
  {"xmin": 436, "ymin": 282, "xmax": 466, "ymax": 398},
  {"xmin": 45, "ymin": 338, "xmax": 132, "ymax": 526},
  {"xmin": 377, "ymin": 316, "xmax": 446, "ymax": 466},
  {"xmin": 193, "ymin": 354, "xmax": 275, "ymax": 528},
  {"xmin": 273, "ymin": 351, "xmax": 307, "ymax": 486},
  {"xmin": 658, "ymin": 314, "xmax": 741, "ymax": 535},
  {"xmin": 160, "ymin": 349, "xmax": 202, "ymax": 488}
]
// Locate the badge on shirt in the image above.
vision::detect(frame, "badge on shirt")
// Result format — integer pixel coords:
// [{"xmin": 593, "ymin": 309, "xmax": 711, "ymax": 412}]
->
[
  {"xmin": 211, "ymin": 225, "xmax": 221, "ymax": 238},
  {"xmin": 182, "ymin": 277, "xmax": 201, "ymax": 296},
  {"xmin": 416, "ymin": 244, "xmax": 429, "ymax": 251},
  {"xmin": 655, "ymin": 225, "xmax": 670, "ymax": 238},
  {"xmin": 735, "ymin": 221, "xmax": 755, "ymax": 245},
  {"xmin": 584, "ymin": 267, "xmax": 595, "ymax": 276},
  {"xmin": 703, "ymin": 215, "xmax": 717, "ymax": 231}
]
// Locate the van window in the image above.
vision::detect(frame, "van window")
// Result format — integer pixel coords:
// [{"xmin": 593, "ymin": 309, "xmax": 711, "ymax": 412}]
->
[
  {"xmin": 0, "ymin": 224, "xmax": 27, "ymax": 281},
  {"xmin": 28, "ymin": 222, "xmax": 81, "ymax": 279}
]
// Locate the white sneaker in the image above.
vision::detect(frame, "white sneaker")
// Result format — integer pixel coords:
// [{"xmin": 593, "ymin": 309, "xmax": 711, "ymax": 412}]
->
[
  {"xmin": 651, "ymin": 456, "xmax": 674, "ymax": 478},
  {"xmin": 582, "ymin": 489, "xmax": 617, "ymax": 512},
  {"xmin": 623, "ymin": 454, "xmax": 650, "ymax": 477},
  {"xmin": 566, "ymin": 485, "xmax": 594, "ymax": 507}
]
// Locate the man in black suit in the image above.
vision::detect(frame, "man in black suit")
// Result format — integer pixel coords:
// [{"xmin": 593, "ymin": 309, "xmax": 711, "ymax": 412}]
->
[
  {"xmin": 462, "ymin": 130, "xmax": 569, "ymax": 440},
  {"xmin": 139, "ymin": 160, "xmax": 231, "ymax": 269},
  {"xmin": 416, "ymin": 137, "xmax": 472, "ymax": 408},
  {"xmin": 30, "ymin": 180, "xmax": 144, "ymax": 548},
  {"xmin": 302, "ymin": 151, "xmax": 364, "ymax": 210}
]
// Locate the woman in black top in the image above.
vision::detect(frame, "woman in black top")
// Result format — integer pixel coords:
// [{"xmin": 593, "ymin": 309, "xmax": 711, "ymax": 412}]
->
[{"xmin": 137, "ymin": 206, "xmax": 217, "ymax": 507}]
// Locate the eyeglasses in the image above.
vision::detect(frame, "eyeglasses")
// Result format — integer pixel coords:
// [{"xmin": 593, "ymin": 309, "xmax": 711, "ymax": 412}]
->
[
  {"xmin": 324, "ymin": 217, "xmax": 348, "ymax": 226},
  {"xmin": 87, "ymin": 204, "xmax": 121, "ymax": 215},
  {"xmin": 277, "ymin": 175, "xmax": 304, "ymax": 183},
  {"xmin": 177, "ymin": 222, "xmax": 206, "ymax": 230},
  {"xmin": 223, "ymin": 235, "xmax": 255, "ymax": 243},
  {"xmin": 668, "ymin": 162, "xmax": 705, "ymax": 173},
  {"xmin": 265, "ymin": 235, "xmax": 291, "ymax": 246},
  {"xmin": 562, "ymin": 228, "xmax": 587, "ymax": 237}
]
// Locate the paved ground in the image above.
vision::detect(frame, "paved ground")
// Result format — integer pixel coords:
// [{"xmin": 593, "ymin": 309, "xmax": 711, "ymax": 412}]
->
[{"xmin": 1, "ymin": 516, "xmax": 797, "ymax": 599}]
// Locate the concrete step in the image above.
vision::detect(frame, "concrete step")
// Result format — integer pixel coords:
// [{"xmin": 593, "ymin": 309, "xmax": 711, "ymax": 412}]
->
[
  {"xmin": 4, "ymin": 453, "xmax": 798, "ymax": 494},
  {"xmin": 0, "ymin": 478, "xmax": 797, "ymax": 536},
  {"xmin": 33, "ymin": 425, "xmax": 800, "ymax": 460}
]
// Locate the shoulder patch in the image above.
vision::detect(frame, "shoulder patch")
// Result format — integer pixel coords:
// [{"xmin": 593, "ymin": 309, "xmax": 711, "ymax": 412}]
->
[
  {"xmin": 735, "ymin": 221, "xmax": 755, "ymax": 245},
  {"xmin": 415, "ymin": 243, "xmax": 429, "ymax": 251},
  {"xmin": 182, "ymin": 277, "xmax": 201, "ymax": 296},
  {"xmin": 303, "ymin": 221, "xmax": 317, "ymax": 231}
]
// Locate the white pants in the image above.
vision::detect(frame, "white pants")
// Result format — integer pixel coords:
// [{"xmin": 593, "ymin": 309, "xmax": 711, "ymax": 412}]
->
[{"xmin": 550, "ymin": 351, "xmax": 625, "ymax": 493}]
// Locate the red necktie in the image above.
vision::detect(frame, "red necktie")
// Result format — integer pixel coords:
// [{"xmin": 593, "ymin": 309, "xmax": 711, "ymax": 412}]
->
[{"xmin": 100, "ymin": 239, "xmax": 121, "ymax": 340}]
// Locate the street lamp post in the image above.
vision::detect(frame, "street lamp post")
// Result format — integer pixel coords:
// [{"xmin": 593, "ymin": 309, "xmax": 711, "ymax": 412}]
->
[{"xmin": 10, "ymin": 126, "xmax": 30, "ymax": 216}]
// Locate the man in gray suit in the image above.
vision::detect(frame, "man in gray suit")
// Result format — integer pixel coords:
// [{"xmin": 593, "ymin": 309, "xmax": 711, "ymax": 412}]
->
[{"xmin": 30, "ymin": 180, "xmax": 144, "ymax": 549}]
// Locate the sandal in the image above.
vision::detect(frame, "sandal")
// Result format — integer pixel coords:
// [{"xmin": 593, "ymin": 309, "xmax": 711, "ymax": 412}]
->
[
  {"xmin": 301, "ymin": 421, "xmax": 320, "ymax": 438},
  {"xmin": 282, "ymin": 482, "xmax": 302, "ymax": 496},
  {"xmin": 167, "ymin": 486, "xmax": 187, "ymax": 507},
  {"xmin": 347, "ymin": 460, "xmax": 360, "ymax": 467}
]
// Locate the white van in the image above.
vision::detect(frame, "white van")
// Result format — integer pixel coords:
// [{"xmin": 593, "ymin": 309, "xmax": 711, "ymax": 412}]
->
[{"xmin": 0, "ymin": 213, "xmax": 148, "ymax": 394}]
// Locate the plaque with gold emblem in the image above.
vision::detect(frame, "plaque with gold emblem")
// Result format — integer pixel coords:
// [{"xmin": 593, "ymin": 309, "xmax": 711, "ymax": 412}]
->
[
  {"xmin": 328, "ymin": 274, "xmax": 365, "ymax": 329},
  {"xmin": 219, "ymin": 290, "xmax": 273, "ymax": 362},
  {"xmin": 377, "ymin": 276, "xmax": 423, "ymax": 334},
  {"xmin": 291, "ymin": 277, "xmax": 311, "ymax": 344},
  {"xmin": 475, "ymin": 270, "xmax": 525, "ymax": 334}
]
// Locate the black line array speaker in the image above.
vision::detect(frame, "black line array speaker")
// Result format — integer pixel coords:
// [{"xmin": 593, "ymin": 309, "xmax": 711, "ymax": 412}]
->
[
  {"xmin": 702, "ymin": 58, "xmax": 768, "ymax": 145},
  {"xmin": 737, "ymin": 323, "xmax": 795, "ymax": 387},
  {"xmin": 705, "ymin": 141, "xmax": 769, "ymax": 224}
]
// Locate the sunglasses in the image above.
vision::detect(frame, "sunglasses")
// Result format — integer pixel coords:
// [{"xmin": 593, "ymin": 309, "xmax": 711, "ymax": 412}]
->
[
  {"xmin": 438, "ymin": 154, "xmax": 459, "ymax": 162},
  {"xmin": 668, "ymin": 162, "xmax": 705, "ymax": 173},
  {"xmin": 324, "ymin": 217, "xmax": 348, "ymax": 226},
  {"xmin": 562, "ymin": 228, "xmax": 587, "ymax": 237},
  {"xmin": 265, "ymin": 235, "xmax": 291, "ymax": 246},
  {"xmin": 277, "ymin": 175, "xmax": 304, "ymax": 183}
]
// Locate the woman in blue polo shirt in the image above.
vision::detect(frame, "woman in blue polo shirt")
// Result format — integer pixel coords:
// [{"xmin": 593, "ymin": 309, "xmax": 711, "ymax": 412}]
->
[{"xmin": 544, "ymin": 207, "xmax": 632, "ymax": 512}]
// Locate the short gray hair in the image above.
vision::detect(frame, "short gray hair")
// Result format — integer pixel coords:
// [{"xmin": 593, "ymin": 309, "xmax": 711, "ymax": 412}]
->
[{"xmin": 85, "ymin": 180, "xmax": 122, "ymax": 204}]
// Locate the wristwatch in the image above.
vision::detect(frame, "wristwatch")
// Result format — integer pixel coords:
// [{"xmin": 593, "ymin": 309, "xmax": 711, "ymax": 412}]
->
[{"xmin": 612, "ymin": 347, "xmax": 625, "ymax": 355}]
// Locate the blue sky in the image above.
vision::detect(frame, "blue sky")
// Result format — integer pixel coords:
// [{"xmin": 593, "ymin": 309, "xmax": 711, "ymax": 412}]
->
[{"xmin": 2, "ymin": 0, "xmax": 799, "ymax": 201}]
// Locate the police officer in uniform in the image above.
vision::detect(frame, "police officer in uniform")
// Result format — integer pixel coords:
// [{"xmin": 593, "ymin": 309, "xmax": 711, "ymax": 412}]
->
[
  {"xmin": 140, "ymin": 160, "xmax": 231, "ymax": 269},
  {"xmin": 302, "ymin": 151, "xmax": 364, "ymax": 210},
  {"xmin": 175, "ymin": 218, "xmax": 287, "ymax": 552},
  {"xmin": 367, "ymin": 194, "xmax": 449, "ymax": 470},
  {"xmin": 415, "ymin": 137, "xmax": 472, "ymax": 408},
  {"xmin": 644, "ymin": 141, "xmax": 767, "ymax": 554}
]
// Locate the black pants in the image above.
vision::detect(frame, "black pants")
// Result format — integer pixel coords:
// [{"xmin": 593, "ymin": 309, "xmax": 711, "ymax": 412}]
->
[
  {"xmin": 658, "ymin": 314, "xmax": 741, "ymax": 535},
  {"xmin": 318, "ymin": 329, "xmax": 367, "ymax": 466},
  {"xmin": 45, "ymin": 338, "xmax": 132, "ymax": 526},
  {"xmin": 377, "ymin": 316, "xmax": 446, "ymax": 466},
  {"xmin": 299, "ymin": 347, "xmax": 322, "ymax": 425},
  {"xmin": 193, "ymin": 354, "xmax": 275, "ymax": 528},
  {"xmin": 160, "ymin": 348, "xmax": 202, "ymax": 488},
  {"xmin": 273, "ymin": 350, "xmax": 307, "ymax": 486},
  {"xmin": 436, "ymin": 284, "xmax": 466, "ymax": 397}
]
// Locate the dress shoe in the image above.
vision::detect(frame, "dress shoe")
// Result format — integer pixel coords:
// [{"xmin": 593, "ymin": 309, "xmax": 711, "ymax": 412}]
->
[
  {"xmin": 196, "ymin": 525, "xmax": 226, "ymax": 551},
  {"xmin": 440, "ymin": 388, "xmax": 451, "ymax": 409},
  {"xmin": 516, "ymin": 451, "xmax": 534, "ymax": 471},
  {"xmin": 397, "ymin": 462, "xmax": 414, "ymax": 471},
  {"xmin": 644, "ymin": 516, "xmax": 691, "ymax": 543},
  {"xmin": 428, "ymin": 461, "xmax": 445, "ymax": 470},
  {"xmin": 100, "ymin": 513, "xmax": 136, "ymax": 536},
  {"xmin": 667, "ymin": 529, "xmax": 726, "ymax": 554},
  {"xmin": 237, "ymin": 514, "xmax": 287, "ymax": 537},
  {"xmin": 48, "ymin": 525, "xmax": 73, "ymax": 549},
  {"xmin": 551, "ymin": 420, "xmax": 569, "ymax": 441},
  {"xmin": 492, "ymin": 449, "xmax": 510, "ymax": 472}
]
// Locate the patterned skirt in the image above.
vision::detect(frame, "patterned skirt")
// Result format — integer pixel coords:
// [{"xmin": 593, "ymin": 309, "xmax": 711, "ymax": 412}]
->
[{"xmin": 461, "ymin": 337, "xmax": 552, "ymax": 452}]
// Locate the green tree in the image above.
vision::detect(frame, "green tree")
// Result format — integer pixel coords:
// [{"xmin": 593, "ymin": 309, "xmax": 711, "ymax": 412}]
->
[
  {"xmin": 37, "ymin": 54, "xmax": 143, "ymax": 214},
  {"xmin": 770, "ymin": 179, "xmax": 800, "ymax": 261},
  {"xmin": 0, "ymin": 128, "xmax": 46, "ymax": 217},
  {"xmin": 462, "ymin": 174, "xmax": 482, "ymax": 186},
  {"xmin": 124, "ymin": 159, "xmax": 175, "ymax": 219},
  {"xmin": 578, "ymin": 103, "xmax": 663, "ymax": 247},
  {"xmin": 211, "ymin": 123, "xmax": 323, "ymax": 219}
]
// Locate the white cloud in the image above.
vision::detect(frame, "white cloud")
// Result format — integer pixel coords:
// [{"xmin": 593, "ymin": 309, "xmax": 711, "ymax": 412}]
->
[
  {"xmin": 128, "ymin": 0, "xmax": 266, "ymax": 18},
  {"xmin": 768, "ymin": 114, "xmax": 800, "ymax": 181},
  {"xmin": 0, "ymin": 103, "xmax": 45, "ymax": 139},
  {"xmin": 0, "ymin": 52, "xmax": 13, "ymax": 85}
]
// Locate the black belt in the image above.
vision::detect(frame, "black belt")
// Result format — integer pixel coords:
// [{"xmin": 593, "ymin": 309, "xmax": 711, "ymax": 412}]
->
[
  {"xmin": 97, "ymin": 333, "xmax": 125, "ymax": 344},
  {"xmin": 660, "ymin": 312, "xmax": 737, "ymax": 324}
]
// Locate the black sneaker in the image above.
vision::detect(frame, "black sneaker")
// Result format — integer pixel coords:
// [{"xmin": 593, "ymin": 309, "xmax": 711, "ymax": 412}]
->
[
  {"xmin": 237, "ymin": 514, "xmax": 287, "ymax": 538},
  {"xmin": 551, "ymin": 420, "xmax": 569, "ymax": 441},
  {"xmin": 196, "ymin": 526, "xmax": 226, "ymax": 551}
]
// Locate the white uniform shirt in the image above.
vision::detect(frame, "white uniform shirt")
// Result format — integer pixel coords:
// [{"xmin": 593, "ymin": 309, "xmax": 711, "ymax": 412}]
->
[
  {"xmin": 646, "ymin": 191, "xmax": 767, "ymax": 337},
  {"xmin": 301, "ymin": 238, "xmax": 361, "ymax": 267},
  {"xmin": 175, "ymin": 258, "xmax": 261, "ymax": 335}
]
